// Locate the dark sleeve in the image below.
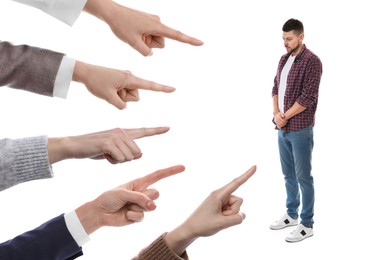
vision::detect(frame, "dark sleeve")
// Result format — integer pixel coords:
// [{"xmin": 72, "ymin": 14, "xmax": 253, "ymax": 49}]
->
[
  {"xmin": 0, "ymin": 214, "xmax": 83, "ymax": 260},
  {"xmin": 0, "ymin": 41, "xmax": 64, "ymax": 96}
]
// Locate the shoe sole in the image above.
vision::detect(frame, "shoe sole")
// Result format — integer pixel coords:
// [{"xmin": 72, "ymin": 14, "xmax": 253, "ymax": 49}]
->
[
  {"xmin": 285, "ymin": 233, "xmax": 313, "ymax": 243},
  {"xmin": 270, "ymin": 222, "xmax": 298, "ymax": 230}
]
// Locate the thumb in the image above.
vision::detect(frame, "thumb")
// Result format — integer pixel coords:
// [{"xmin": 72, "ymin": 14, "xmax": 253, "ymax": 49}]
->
[
  {"xmin": 116, "ymin": 189, "xmax": 157, "ymax": 211},
  {"xmin": 224, "ymin": 212, "xmax": 246, "ymax": 227}
]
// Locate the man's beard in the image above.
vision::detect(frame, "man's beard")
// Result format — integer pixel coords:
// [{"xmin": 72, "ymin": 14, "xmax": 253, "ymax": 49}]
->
[{"xmin": 287, "ymin": 43, "xmax": 301, "ymax": 54}]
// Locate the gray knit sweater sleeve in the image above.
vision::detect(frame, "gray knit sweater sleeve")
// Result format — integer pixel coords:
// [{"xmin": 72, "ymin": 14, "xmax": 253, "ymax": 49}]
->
[{"xmin": 0, "ymin": 136, "xmax": 53, "ymax": 191}]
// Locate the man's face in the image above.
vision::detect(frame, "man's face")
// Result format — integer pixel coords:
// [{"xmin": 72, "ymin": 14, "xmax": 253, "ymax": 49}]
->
[{"xmin": 282, "ymin": 30, "xmax": 303, "ymax": 55}]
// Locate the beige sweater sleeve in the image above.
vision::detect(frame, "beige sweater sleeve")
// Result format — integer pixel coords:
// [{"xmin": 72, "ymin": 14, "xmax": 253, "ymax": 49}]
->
[{"xmin": 132, "ymin": 233, "xmax": 189, "ymax": 260}]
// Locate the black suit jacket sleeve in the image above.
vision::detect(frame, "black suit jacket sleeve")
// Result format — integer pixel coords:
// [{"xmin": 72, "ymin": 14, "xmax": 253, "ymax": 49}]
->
[
  {"xmin": 0, "ymin": 41, "xmax": 64, "ymax": 96},
  {"xmin": 0, "ymin": 214, "xmax": 83, "ymax": 260}
]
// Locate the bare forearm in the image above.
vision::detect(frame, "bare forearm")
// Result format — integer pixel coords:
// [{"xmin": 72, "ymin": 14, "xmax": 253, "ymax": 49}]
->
[
  {"xmin": 83, "ymin": 0, "xmax": 115, "ymax": 24},
  {"xmin": 47, "ymin": 137, "xmax": 70, "ymax": 164},
  {"xmin": 284, "ymin": 101, "xmax": 306, "ymax": 120},
  {"xmin": 272, "ymin": 95, "xmax": 279, "ymax": 115},
  {"xmin": 72, "ymin": 60, "xmax": 90, "ymax": 85},
  {"xmin": 47, "ymin": 136, "xmax": 83, "ymax": 164},
  {"xmin": 75, "ymin": 201, "xmax": 102, "ymax": 235},
  {"xmin": 165, "ymin": 224, "xmax": 197, "ymax": 257}
]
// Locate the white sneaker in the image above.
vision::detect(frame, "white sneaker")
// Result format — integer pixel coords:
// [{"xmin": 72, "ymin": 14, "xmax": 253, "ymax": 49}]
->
[
  {"xmin": 270, "ymin": 214, "xmax": 298, "ymax": 230},
  {"xmin": 285, "ymin": 224, "xmax": 313, "ymax": 242}
]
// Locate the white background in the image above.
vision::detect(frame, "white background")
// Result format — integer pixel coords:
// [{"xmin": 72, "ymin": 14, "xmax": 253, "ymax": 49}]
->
[{"xmin": 1, "ymin": 0, "xmax": 378, "ymax": 259}]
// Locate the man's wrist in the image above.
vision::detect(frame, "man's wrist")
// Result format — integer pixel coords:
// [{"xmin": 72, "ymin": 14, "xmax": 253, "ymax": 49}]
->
[{"xmin": 75, "ymin": 200, "xmax": 102, "ymax": 235}]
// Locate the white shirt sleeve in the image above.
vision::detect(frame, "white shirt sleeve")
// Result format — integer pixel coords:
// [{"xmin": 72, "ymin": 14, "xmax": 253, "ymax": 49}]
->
[
  {"xmin": 64, "ymin": 210, "xmax": 91, "ymax": 247},
  {"xmin": 11, "ymin": 0, "xmax": 88, "ymax": 26},
  {"xmin": 53, "ymin": 55, "xmax": 75, "ymax": 99}
]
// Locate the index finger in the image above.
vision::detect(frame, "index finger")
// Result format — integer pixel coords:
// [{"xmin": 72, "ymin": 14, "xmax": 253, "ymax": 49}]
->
[
  {"xmin": 156, "ymin": 24, "xmax": 204, "ymax": 46},
  {"xmin": 130, "ymin": 76, "xmax": 176, "ymax": 93},
  {"xmin": 139, "ymin": 165, "xmax": 185, "ymax": 188},
  {"xmin": 125, "ymin": 127, "xmax": 170, "ymax": 139},
  {"xmin": 218, "ymin": 165, "xmax": 257, "ymax": 197}
]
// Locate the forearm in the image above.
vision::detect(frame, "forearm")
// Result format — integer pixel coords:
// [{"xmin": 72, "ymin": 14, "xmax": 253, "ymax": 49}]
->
[
  {"xmin": 164, "ymin": 224, "xmax": 197, "ymax": 257},
  {"xmin": 272, "ymin": 95, "xmax": 279, "ymax": 115},
  {"xmin": 72, "ymin": 61, "xmax": 91, "ymax": 85},
  {"xmin": 75, "ymin": 201, "xmax": 102, "ymax": 236},
  {"xmin": 47, "ymin": 137, "xmax": 70, "ymax": 164},
  {"xmin": 47, "ymin": 134, "xmax": 93, "ymax": 164},
  {"xmin": 284, "ymin": 101, "xmax": 306, "ymax": 120},
  {"xmin": 83, "ymin": 0, "xmax": 116, "ymax": 25}
]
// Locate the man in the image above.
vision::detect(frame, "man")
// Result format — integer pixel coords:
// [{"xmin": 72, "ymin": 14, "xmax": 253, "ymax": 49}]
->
[{"xmin": 270, "ymin": 18, "xmax": 322, "ymax": 243}]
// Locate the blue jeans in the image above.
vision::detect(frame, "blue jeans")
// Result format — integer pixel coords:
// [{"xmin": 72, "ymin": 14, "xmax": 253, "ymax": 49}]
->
[{"xmin": 278, "ymin": 126, "xmax": 314, "ymax": 227}]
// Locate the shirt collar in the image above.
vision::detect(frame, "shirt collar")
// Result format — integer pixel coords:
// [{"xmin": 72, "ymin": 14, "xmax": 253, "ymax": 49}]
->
[{"xmin": 283, "ymin": 44, "xmax": 307, "ymax": 63}]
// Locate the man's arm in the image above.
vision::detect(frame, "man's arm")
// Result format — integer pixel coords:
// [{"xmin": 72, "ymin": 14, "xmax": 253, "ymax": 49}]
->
[
  {"xmin": 0, "ymin": 214, "xmax": 83, "ymax": 260},
  {"xmin": 272, "ymin": 95, "xmax": 286, "ymax": 128},
  {"xmin": 284, "ymin": 101, "xmax": 306, "ymax": 120},
  {"xmin": 295, "ymin": 58, "xmax": 322, "ymax": 111},
  {"xmin": 0, "ymin": 165, "xmax": 184, "ymax": 259},
  {"xmin": 272, "ymin": 94, "xmax": 280, "ymax": 115}
]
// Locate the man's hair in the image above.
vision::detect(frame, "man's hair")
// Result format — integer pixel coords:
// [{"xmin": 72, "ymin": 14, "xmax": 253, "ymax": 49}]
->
[{"xmin": 282, "ymin": 18, "xmax": 304, "ymax": 35}]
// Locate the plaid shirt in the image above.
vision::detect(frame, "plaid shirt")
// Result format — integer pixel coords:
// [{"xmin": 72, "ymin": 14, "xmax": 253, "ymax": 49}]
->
[{"xmin": 272, "ymin": 45, "xmax": 322, "ymax": 132}]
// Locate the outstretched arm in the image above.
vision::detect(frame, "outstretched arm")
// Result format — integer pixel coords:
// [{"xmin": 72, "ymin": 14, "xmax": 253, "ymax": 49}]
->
[
  {"xmin": 47, "ymin": 127, "xmax": 170, "ymax": 164},
  {"xmin": 133, "ymin": 165, "xmax": 257, "ymax": 259},
  {"xmin": 165, "ymin": 165, "xmax": 256, "ymax": 255},
  {"xmin": 75, "ymin": 165, "xmax": 185, "ymax": 234},
  {"xmin": 0, "ymin": 165, "xmax": 185, "ymax": 259}
]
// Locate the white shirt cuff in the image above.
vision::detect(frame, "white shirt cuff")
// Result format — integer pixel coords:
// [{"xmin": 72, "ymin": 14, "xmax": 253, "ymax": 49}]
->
[
  {"xmin": 11, "ymin": 0, "xmax": 88, "ymax": 26},
  {"xmin": 53, "ymin": 56, "xmax": 76, "ymax": 99},
  {"xmin": 64, "ymin": 210, "xmax": 91, "ymax": 247}
]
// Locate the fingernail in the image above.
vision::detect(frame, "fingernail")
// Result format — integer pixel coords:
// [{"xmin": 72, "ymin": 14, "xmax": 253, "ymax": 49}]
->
[
  {"xmin": 239, "ymin": 212, "xmax": 246, "ymax": 220},
  {"xmin": 146, "ymin": 200, "xmax": 156, "ymax": 210}
]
